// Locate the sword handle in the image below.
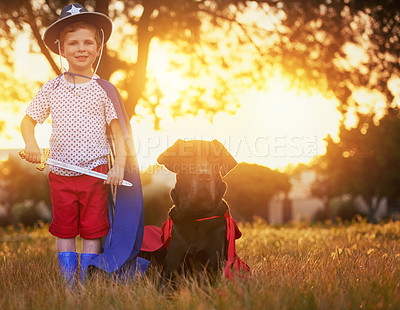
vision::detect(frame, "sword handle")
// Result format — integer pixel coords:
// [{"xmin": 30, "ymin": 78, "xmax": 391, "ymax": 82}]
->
[
  {"xmin": 18, "ymin": 150, "xmax": 26, "ymax": 159},
  {"xmin": 19, "ymin": 148, "xmax": 51, "ymax": 171}
]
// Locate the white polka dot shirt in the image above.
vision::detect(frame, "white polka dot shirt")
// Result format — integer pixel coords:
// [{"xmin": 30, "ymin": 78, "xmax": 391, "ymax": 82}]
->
[{"xmin": 26, "ymin": 75, "xmax": 118, "ymax": 176}]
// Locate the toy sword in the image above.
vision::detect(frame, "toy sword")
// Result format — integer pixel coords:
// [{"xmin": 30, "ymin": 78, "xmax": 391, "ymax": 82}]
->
[{"xmin": 19, "ymin": 148, "xmax": 132, "ymax": 187}]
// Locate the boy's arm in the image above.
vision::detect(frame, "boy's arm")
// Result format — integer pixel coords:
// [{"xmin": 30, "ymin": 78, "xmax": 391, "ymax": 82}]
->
[
  {"xmin": 20, "ymin": 114, "xmax": 41, "ymax": 163},
  {"xmin": 106, "ymin": 119, "xmax": 127, "ymax": 186}
]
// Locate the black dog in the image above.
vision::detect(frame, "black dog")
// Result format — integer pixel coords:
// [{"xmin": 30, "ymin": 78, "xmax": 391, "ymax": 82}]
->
[{"xmin": 156, "ymin": 139, "xmax": 237, "ymax": 280}]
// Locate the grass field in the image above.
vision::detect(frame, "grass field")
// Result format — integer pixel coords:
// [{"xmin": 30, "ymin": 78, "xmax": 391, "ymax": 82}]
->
[{"xmin": 1, "ymin": 218, "xmax": 399, "ymax": 310}]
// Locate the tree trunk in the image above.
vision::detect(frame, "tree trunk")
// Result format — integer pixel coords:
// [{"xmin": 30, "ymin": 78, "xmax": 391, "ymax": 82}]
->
[
  {"xmin": 25, "ymin": 0, "xmax": 59, "ymax": 75},
  {"xmin": 282, "ymin": 191, "xmax": 292, "ymax": 223},
  {"xmin": 124, "ymin": 1, "xmax": 156, "ymax": 119},
  {"xmin": 322, "ymin": 197, "xmax": 331, "ymax": 220},
  {"xmin": 94, "ymin": 0, "xmax": 113, "ymax": 80},
  {"xmin": 366, "ymin": 196, "xmax": 383, "ymax": 223}
]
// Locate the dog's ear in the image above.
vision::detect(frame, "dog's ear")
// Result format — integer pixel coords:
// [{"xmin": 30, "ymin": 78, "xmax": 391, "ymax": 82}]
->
[
  {"xmin": 216, "ymin": 180, "xmax": 227, "ymax": 201},
  {"xmin": 211, "ymin": 139, "xmax": 237, "ymax": 176},
  {"xmin": 157, "ymin": 139, "xmax": 184, "ymax": 173}
]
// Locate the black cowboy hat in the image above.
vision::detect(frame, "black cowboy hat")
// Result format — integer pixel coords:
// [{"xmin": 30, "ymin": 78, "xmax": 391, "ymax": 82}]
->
[{"xmin": 43, "ymin": 3, "xmax": 112, "ymax": 55}]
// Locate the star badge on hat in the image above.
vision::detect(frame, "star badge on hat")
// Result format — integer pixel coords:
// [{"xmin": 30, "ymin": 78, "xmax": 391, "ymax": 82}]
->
[{"xmin": 67, "ymin": 4, "xmax": 83, "ymax": 15}]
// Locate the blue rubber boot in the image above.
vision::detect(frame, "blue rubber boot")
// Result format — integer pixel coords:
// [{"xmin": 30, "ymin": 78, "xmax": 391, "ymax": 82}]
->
[
  {"xmin": 80, "ymin": 253, "xmax": 98, "ymax": 282},
  {"xmin": 57, "ymin": 251, "xmax": 79, "ymax": 288}
]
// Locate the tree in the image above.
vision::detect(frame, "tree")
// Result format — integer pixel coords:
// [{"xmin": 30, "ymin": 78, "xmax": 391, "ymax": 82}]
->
[
  {"xmin": 261, "ymin": 0, "xmax": 399, "ymax": 112},
  {"xmin": 0, "ymin": 0, "xmax": 398, "ymax": 130},
  {"xmin": 310, "ymin": 135, "xmax": 344, "ymax": 219},
  {"xmin": 0, "ymin": 0, "xmax": 256, "ymax": 126},
  {"xmin": 224, "ymin": 162, "xmax": 291, "ymax": 221},
  {"xmin": 311, "ymin": 108, "xmax": 400, "ymax": 221}
]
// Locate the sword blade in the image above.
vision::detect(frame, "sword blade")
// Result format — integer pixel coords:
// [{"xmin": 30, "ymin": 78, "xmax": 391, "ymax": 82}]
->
[{"xmin": 46, "ymin": 158, "xmax": 133, "ymax": 187}]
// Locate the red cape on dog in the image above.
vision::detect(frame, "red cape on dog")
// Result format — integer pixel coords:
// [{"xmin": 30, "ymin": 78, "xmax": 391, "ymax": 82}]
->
[{"xmin": 141, "ymin": 211, "xmax": 250, "ymax": 279}]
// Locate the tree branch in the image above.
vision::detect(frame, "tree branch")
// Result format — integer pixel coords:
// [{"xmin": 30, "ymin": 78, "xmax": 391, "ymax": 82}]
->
[
  {"xmin": 197, "ymin": 7, "xmax": 269, "ymax": 57},
  {"xmin": 24, "ymin": 0, "xmax": 59, "ymax": 75},
  {"xmin": 123, "ymin": 0, "xmax": 156, "ymax": 119}
]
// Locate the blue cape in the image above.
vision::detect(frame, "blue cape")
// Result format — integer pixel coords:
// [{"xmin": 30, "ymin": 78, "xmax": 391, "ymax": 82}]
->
[{"xmin": 89, "ymin": 78, "xmax": 149, "ymax": 276}]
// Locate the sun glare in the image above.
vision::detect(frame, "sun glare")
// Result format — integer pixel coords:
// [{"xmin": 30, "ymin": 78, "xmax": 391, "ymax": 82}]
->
[
  {"xmin": 0, "ymin": 102, "xmax": 51, "ymax": 151},
  {"xmin": 14, "ymin": 31, "xmax": 52, "ymax": 83},
  {"xmin": 131, "ymin": 71, "xmax": 341, "ymax": 170},
  {"xmin": 134, "ymin": 40, "xmax": 341, "ymax": 170}
]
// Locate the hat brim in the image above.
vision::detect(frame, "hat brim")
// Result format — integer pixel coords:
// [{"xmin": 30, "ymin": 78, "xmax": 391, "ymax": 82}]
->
[{"xmin": 43, "ymin": 12, "xmax": 112, "ymax": 55}]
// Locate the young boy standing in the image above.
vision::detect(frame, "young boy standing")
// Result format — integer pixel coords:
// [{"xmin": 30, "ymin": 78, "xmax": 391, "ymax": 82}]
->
[{"xmin": 20, "ymin": 3, "xmax": 148, "ymax": 286}]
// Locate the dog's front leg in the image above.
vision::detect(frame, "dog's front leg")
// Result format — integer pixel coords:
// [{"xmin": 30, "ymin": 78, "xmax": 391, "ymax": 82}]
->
[
  {"xmin": 200, "ymin": 224, "xmax": 228, "ymax": 278},
  {"xmin": 162, "ymin": 224, "xmax": 191, "ymax": 285},
  {"xmin": 162, "ymin": 239, "xmax": 187, "ymax": 282}
]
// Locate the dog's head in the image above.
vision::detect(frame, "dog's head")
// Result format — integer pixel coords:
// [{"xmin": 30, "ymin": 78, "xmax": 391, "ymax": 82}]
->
[{"xmin": 157, "ymin": 139, "xmax": 237, "ymax": 216}]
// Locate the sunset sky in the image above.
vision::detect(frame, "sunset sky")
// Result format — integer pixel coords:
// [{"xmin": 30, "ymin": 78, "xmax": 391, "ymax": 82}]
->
[{"xmin": 0, "ymin": 36, "xmax": 342, "ymax": 171}]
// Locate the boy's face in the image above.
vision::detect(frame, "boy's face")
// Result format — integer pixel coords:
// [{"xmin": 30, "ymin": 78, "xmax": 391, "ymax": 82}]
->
[{"xmin": 61, "ymin": 28, "xmax": 100, "ymax": 75}]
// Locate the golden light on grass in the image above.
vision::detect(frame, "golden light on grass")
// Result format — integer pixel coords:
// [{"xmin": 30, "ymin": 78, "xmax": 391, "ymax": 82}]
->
[{"xmin": 1, "ymin": 220, "xmax": 399, "ymax": 309}]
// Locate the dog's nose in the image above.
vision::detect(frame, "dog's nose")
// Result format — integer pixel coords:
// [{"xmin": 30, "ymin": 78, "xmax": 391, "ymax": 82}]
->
[
  {"xmin": 189, "ymin": 184, "xmax": 216, "ymax": 205},
  {"xmin": 196, "ymin": 173, "xmax": 213, "ymax": 182}
]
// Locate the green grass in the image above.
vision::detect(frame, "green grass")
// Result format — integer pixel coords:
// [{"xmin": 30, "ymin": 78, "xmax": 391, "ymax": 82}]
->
[{"xmin": 1, "ymin": 219, "xmax": 399, "ymax": 310}]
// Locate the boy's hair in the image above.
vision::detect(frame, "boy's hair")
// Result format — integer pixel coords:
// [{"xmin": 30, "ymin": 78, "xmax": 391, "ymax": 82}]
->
[{"xmin": 59, "ymin": 21, "xmax": 102, "ymax": 49}]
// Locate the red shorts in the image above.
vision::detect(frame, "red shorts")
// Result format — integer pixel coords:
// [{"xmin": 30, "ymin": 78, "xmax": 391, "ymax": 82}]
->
[{"xmin": 48, "ymin": 164, "xmax": 110, "ymax": 239}]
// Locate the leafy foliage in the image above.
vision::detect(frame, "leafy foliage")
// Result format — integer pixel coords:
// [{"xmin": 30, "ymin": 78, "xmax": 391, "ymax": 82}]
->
[
  {"xmin": 0, "ymin": 0, "xmax": 398, "ymax": 130},
  {"xmin": 311, "ymin": 107, "xmax": 400, "ymax": 220},
  {"xmin": 262, "ymin": 0, "xmax": 400, "ymax": 112}
]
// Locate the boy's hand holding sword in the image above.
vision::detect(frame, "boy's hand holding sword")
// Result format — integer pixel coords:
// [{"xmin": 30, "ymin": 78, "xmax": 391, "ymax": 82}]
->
[{"xmin": 19, "ymin": 148, "xmax": 132, "ymax": 187}]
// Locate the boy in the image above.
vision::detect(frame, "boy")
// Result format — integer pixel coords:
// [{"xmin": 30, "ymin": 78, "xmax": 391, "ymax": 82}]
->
[{"xmin": 20, "ymin": 3, "xmax": 148, "ymax": 286}]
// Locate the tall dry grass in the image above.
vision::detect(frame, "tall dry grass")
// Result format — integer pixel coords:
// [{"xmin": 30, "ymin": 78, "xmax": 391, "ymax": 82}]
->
[{"xmin": 1, "ymin": 218, "xmax": 399, "ymax": 310}]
